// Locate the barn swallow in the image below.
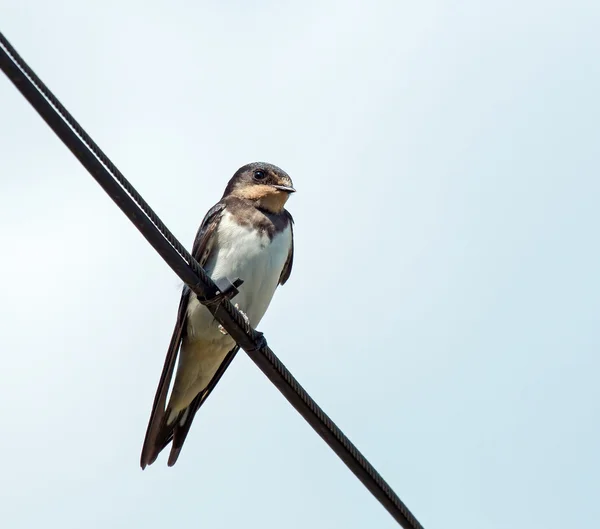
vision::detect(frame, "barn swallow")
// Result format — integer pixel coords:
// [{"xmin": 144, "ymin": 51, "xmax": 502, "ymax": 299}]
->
[{"xmin": 140, "ymin": 162, "xmax": 295, "ymax": 468}]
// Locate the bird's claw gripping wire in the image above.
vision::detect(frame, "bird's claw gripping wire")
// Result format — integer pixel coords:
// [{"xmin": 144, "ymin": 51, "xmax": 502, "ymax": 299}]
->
[{"xmin": 246, "ymin": 331, "xmax": 268, "ymax": 353}]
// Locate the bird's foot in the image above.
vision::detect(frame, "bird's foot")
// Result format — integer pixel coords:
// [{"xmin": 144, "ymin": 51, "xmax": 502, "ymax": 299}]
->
[
  {"xmin": 247, "ymin": 331, "xmax": 268, "ymax": 352},
  {"xmin": 218, "ymin": 303, "xmax": 250, "ymax": 335}
]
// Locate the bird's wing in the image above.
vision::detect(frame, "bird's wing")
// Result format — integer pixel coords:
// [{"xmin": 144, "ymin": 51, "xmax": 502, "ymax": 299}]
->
[
  {"xmin": 140, "ymin": 202, "xmax": 226, "ymax": 468},
  {"xmin": 279, "ymin": 210, "xmax": 294, "ymax": 285}
]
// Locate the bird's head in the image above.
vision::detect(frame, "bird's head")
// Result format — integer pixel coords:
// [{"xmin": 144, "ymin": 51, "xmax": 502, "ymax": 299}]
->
[{"xmin": 223, "ymin": 162, "xmax": 295, "ymax": 213}]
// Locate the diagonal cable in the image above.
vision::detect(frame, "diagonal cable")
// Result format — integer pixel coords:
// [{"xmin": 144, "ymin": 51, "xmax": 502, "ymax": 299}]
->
[{"xmin": 0, "ymin": 31, "xmax": 425, "ymax": 529}]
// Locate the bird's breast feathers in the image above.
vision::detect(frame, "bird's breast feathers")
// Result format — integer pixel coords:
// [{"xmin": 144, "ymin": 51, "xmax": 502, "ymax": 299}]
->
[{"xmin": 186, "ymin": 210, "xmax": 292, "ymax": 338}]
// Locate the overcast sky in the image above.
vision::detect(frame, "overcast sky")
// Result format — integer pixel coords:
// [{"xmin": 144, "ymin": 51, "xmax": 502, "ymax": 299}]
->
[{"xmin": 1, "ymin": 2, "xmax": 599, "ymax": 528}]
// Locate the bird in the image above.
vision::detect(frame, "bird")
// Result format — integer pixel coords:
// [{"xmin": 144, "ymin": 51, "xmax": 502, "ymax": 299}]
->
[{"xmin": 140, "ymin": 162, "xmax": 295, "ymax": 468}]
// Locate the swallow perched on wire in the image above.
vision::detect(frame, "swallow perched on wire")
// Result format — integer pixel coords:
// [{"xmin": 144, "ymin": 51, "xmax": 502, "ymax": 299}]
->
[{"xmin": 140, "ymin": 162, "xmax": 295, "ymax": 468}]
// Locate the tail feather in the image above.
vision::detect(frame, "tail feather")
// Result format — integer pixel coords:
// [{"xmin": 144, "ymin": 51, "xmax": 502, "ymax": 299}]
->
[
  {"xmin": 140, "ymin": 410, "xmax": 175, "ymax": 468},
  {"xmin": 141, "ymin": 394, "xmax": 205, "ymax": 468},
  {"xmin": 140, "ymin": 346, "xmax": 241, "ymax": 468},
  {"xmin": 167, "ymin": 394, "xmax": 204, "ymax": 466}
]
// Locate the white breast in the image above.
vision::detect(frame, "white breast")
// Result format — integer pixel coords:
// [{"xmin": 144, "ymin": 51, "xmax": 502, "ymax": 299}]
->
[{"xmin": 186, "ymin": 211, "xmax": 292, "ymax": 339}]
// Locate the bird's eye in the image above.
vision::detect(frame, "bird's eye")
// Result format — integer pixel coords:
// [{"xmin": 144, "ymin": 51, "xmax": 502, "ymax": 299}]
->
[{"xmin": 253, "ymin": 170, "xmax": 267, "ymax": 180}]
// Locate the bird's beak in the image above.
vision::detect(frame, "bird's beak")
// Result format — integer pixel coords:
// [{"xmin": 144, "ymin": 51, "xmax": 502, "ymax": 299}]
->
[{"xmin": 272, "ymin": 184, "xmax": 296, "ymax": 193}]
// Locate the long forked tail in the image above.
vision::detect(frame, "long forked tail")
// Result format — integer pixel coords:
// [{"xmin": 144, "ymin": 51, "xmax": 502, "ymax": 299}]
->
[
  {"xmin": 140, "ymin": 398, "xmax": 202, "ymax": 468},
  {"xmin": 140, "ymin": 345, "xmax": 241, "ymax": 468}
]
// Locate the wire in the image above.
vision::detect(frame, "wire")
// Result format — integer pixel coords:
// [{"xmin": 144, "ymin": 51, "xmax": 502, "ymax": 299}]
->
[{"xmin": 0, "ymin": 31, "xmax": 425, "ymax": 529}]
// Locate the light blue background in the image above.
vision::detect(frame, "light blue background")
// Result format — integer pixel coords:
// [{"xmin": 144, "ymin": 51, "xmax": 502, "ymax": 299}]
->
[{"xmin": 0, "ymin": 2, "xmax": 598, "ymax": 528}]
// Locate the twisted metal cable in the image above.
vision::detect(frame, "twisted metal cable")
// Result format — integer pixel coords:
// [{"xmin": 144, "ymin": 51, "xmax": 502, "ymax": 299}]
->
[
  {"xmin": 0, "ymin": 32, "xmax": 207, "ymax": 282},
  {"xmin": 0, "ymin": 31, "xmax": 425, "ymax": 529},
  {"xmin": 256, "ymin": 345, "xmax": 423, "ymax": 529}
]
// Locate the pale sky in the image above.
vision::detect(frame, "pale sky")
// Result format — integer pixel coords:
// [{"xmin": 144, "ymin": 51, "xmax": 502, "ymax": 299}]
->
[{"xmin": 1, "ymin": 2, "xmax": 599, "ymax": 528}]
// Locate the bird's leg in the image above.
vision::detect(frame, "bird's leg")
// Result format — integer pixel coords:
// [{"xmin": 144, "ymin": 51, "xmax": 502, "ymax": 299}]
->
[{"xmin": 218, "ymin": 303, "xmax": 250, "ymax": 335}]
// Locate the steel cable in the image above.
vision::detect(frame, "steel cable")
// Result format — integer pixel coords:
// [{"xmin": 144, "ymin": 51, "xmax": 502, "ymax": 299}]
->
[{"xmin": 0, "ymin": 31, "xmax": 425, "ymax": 529}]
